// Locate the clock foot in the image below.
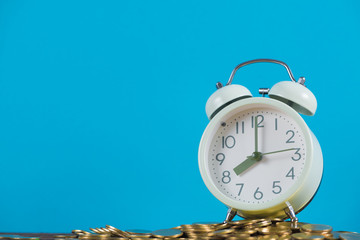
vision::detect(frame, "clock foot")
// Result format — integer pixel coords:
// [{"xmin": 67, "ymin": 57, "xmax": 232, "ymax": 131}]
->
[
  {"xmin": 223, "ymin": 208, "xmax": 237, "ymax": 223},
  {"xmin": 284, "ymin": 202, "xmax": 299, "ymax": 229}
]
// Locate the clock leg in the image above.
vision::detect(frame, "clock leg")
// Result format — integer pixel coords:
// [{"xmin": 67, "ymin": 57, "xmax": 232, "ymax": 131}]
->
[
  {"xmin": 284, "ymin": 202, "xmax": 299, "ymax": 229},
  {"xmin": 223, "ymin": 208, "xmax": 237, "ymax": 223}
]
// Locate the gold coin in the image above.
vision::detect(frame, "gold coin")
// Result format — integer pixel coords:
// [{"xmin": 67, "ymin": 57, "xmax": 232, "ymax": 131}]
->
[
  {"xmin": 53, "ymin": 236, "xmax": 67, "ymax": 238},
  {"xmin": 276, "ymin": 221, "xmax": 305, "ymax": 230},
  {"xmin": 253, "ymin": 219, "xmax": 273, "ymax": 228},
  {"xmin": 182, "ymin": 227, "xmax": 213, "ymax": 232},
  {"xmin": 125, "ymin": 229, "xmax": 152, "ymax": 238},
  {"xmin": 99, "ymin": 228, "xmax": 112, "ymax": 234},
  {"xmin": 292, "ymin": 232, "xmax": 325, "ymax": 240},
  {"xmin": 271, "ymin": 218, "xmax": 286, "ymax": 223},
  {"xmin": 258, "ymin": 226, "xmax": 291, "ymax": 235},
  {"xmin": 192, "ymin": 221, "xmax": 220, "ymax": 226},
  {"xmin": 93, "ymin": 233, "xmax": 110, "ymax": 237},
  {"xmin": 174, "ymin": 238, "xmax": 191, "ymax": 240},
  {"xmin": 89, "ymin": 228, "xmax": 111, "ymax": 235},
  {"xmin": 181, "ymin": 224, "xmax": 197, "ymax": 228},
  {"xmin": 100, "ymin": 239, "xmax": 127, "ymax": 240},
  {"xmin": 213, "ymin": 228, "xmax": 235, "ymax": 235},
  {"xmin": 227, "ymin": 237, "xmax": 251, "ymax": 240},
  {"xmin": 105, "ymin": 225, "xmax": 130, "ymax": 237},
  {"xmin": 229, "ymin": 219, "xmax": 254, "ymax": 226},
  {"xmin": 258, "ymin": 234, "xmax": 279, "ymax": 240},
  {"xmin": 230, "ymin": 233, "xmax": 252, "ymax": 238},
  {"xmin": 72, "ymin": 230, "xmax": 92, "ymax": 236},
  {"xmin": 78, "ymin": 234, "xmax": 111, "ymax": 240},
  {"xmin": 214, "ymin": 222, "xmax": 231, "ymax": 230},
  {"xmin": 181, "ymin": 224, "xmax": 211, "ymax": 231},
  {"xmin": 243, "ymin": 219, "xmax": 264, "ymax": 228},
  {"xmin": 301, "ymin": 224, "xmax": 333, "ymax": 234},
  {"xmin": 238, "ymin": 229, "xmax": 258, "ymax": 235},
  {"xmin": 171, "ymin": 225, "xmax": 182, "ymax": 230},
  {"xmin": 326, "ymin": 231, "xmax": 343, "ymax": 240},
  {"xmin": 233, "ymin": 237, "xmax": 258, "ymax": 240},
  {"xmin": 339, "ymin": 232, "xmax": 360, "ymax": 240},
  {"xmin": 127, "ymin": 235, "xmax": 151, "ymax": 238},
  {"xmin": 131, "ymin": 238, "xmax": 153, "ymax": 240},
  {"xmin": 151, "ymin": 228, "xmax": 183, "ymax": 238},
  {"xmin": 89, "ymin": 228, "xmax": 99, "ymax": 234},
  {"xmin": 185, "ymin": 238, "xmax": 220, "ymax": 240},
  {"xmin": 279, "ymin": 236, "xmax": 292, "ymax": 240}
]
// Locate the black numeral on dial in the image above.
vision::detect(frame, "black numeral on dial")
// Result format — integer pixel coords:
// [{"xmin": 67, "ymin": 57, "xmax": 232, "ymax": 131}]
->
[
  {"xmin": 236, "ymin": 183, "xmax": 244, "ymax": 196},
  {"xmin": 286, "ymin": 167, "xmax": 295, "ymax": 180},
  {"xmin": 215, "ymin": 153, "xmax": 225, "ymax": 165},
  {"xmin": 222, "ymin": 136, "xmax": 235, "ymax": 148},
  {"xmin": 286, "ymin": 130, "xmax": 295, "ymax": 143},
  {"xmin": 254, "ymin": 187, "xmax": 263, "ymax": 200},
  {"xmin": 252, "ymin": 115, "xmax": 264, "ymax": 128},
  {"xmin": 222, "ymin": 171, "xmax": 231, "ymax": 184},
  {"xmin": 272, "ymin": 181, "xmax": 282, "ymax": 194},
  {"xmin": 292, "ymin": 148, "xmax": 301, "ymax": 161}
]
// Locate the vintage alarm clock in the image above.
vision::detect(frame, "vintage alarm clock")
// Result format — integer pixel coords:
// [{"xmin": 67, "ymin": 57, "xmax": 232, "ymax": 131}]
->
[{"xmin": 198, "ymin": 59, "xmax": 323, "ymax": 223}]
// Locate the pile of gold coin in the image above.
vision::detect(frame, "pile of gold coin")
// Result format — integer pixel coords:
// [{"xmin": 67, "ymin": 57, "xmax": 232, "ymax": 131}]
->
[{"xmin": 62, "ymin": 219, "xmax": 360, "ymax": 240}]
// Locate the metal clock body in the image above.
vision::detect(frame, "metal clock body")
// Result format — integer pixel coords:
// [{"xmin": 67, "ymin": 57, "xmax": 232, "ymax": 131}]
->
[{"xmin": 198, "ymin": 59, "xmax": 323, "ymax": 221}]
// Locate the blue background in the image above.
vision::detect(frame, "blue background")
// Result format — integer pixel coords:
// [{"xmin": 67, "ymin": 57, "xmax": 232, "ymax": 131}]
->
[{"xmin": 0, "ymin": 0, "xmax": 359, "ymax": 233}]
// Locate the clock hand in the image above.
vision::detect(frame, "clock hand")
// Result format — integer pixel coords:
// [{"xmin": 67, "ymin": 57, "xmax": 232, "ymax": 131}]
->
[
  {"xmin": 254, "ymin": 116, "xmax": 259, "ymax": 153},
  {"xmin": 233, "ymin": 148, "xmax": 296, "ymax": 176},
  {"xmin": 233, "ymin": 116, "xmax": 261, "ymax": 176},
  {"xmin": 233, "ymin": 152, "xmax": 262, "ymax": 176},
  {"xmin": 261, "ymin": 148, "xmax": 297, "ymax": 156}
]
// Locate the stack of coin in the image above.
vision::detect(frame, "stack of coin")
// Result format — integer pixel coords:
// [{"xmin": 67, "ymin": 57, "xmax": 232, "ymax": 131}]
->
[
  {"xmin": 151, "ymin": 229, "xmax": 183, "ymax": 239},
  {"xmin": 180, "ymin": 222, "xmax": 220, "ymax": 239},
  {"xmin": 298, "ymin": 224, "xmax": 333, "ymax": 239},
  {"xmin": 67, "ymin": 220, "xmax": 360, "ymax": 240},
  {"xmin": 124, "ymin": 230, "xmax": 153, "ymax": 239}
]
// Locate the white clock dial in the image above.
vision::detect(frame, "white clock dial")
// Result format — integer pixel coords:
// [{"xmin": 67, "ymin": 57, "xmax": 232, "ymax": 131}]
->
[{"xmin": 208, "ymin": 108, "xmax": 306, "ymax": 204}]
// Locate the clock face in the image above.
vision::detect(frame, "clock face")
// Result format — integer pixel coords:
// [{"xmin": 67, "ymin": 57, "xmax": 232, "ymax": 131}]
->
[{"xmin": 207, "ymin": 107, "xmax": 306, "ymax": 205}]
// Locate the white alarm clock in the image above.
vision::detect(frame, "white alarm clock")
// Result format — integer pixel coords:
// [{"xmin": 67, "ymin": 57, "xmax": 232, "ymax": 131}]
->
[{"xmin": 198, "ymin": 59, "xmax": 323, "ymax": 222}]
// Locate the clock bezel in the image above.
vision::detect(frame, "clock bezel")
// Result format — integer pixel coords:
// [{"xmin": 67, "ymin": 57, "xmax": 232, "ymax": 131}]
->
[{"xmin": 198, "ymin": 97, "xmax": 314, "ymax": 215}]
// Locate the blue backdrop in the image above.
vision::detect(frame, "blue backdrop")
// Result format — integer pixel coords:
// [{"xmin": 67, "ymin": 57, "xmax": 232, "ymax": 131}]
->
[{"xmin": 0, "ymin": 0, "xmax": 359, "ymax": 233}]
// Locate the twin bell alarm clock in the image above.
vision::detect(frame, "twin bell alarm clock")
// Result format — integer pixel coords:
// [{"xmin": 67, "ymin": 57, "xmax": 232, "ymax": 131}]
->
[{"xmin": 198, "ymin": 59, "xmax": 323, "ymax": 223}]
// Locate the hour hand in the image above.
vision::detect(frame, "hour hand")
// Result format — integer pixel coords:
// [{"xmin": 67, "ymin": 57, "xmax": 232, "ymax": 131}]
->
[{"xmin": 233, "ymin": 153, "xmax": 261, "ymax": 176}]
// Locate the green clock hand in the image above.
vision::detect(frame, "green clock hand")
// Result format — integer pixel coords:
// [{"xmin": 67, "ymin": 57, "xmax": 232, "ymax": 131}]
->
[
  {"xmin": 233, "ymin": 152, "xmax": 262, "ymax": 176},
  {"xmin": 262, "ymin": 148, "xmax": 297, "ymax": 156},
  {"xmin": 254, "ymin": 116, "xmax": 259, "ymax": 153},
  {"xmin": 233, "ymin": 116, "xmax": 261, "ymax": 176}
]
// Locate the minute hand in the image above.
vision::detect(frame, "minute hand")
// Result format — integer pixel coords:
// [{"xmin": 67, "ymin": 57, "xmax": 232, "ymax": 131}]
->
[{"xmin": 261, "ymin": 148, "xmax": 296, "ymax": 156}]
